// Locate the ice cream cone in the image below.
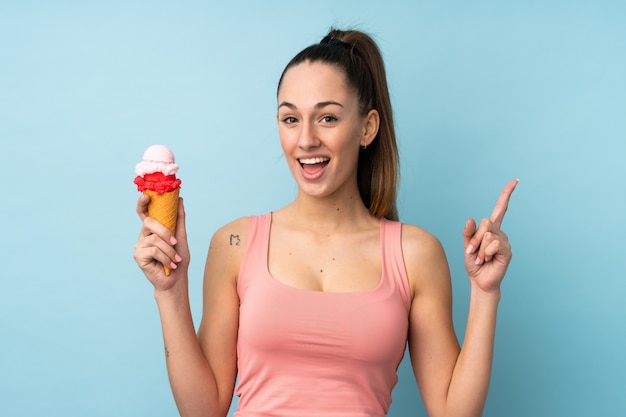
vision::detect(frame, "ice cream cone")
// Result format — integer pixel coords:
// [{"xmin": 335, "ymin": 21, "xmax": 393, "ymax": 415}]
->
[
  {"xmin": 135, "ymin": 145, "xmax": 182, "ymax": 276},
  {"xmin": 145, "ymin": 188, "xmax": 180, "ymax": 275}
]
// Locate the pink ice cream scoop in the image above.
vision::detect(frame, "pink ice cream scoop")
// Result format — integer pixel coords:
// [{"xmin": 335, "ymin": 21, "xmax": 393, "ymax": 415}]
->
[{"xmin": 134, "ymin": 145, "xmax": 182, "ymax": 195}]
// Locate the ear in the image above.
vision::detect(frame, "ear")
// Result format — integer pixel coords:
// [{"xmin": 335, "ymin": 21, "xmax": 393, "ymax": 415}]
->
[{"xmin": 361, "ymin": 109, "xmax": 380, "ymax": 147}]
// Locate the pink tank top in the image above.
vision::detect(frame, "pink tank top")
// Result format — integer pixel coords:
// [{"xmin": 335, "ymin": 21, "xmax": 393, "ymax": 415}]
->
[{"xmin": 235, "ymin": 213, "xmax": 412, "ymax": 416}]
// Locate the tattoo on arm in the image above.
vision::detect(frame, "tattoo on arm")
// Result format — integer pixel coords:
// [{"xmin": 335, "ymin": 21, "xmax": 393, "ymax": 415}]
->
[
  {"xmin": 165, "ymin": 346, "xmax": 170, "ymax": 359},
  {"xmin": 229, "ymin": 234, "xmax": 241, "ymax": 246}
]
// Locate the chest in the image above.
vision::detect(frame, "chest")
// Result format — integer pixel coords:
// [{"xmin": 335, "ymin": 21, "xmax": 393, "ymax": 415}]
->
[
  {"xmin": 268, "ymin": 228, "xmax": 381, "ymax": 292},
  {"xmin": 238, "ymin": 277, "xmax": 409, "ymax": 365}
]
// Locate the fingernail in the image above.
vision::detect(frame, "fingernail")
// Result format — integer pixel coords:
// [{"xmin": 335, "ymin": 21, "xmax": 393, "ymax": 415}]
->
[
  {"xmin": 475, "ymin": 257, "xmax": 482, "ymax": 265},
  {"xmin": 170, "ymin": 236, "xmax": 177, "ymax": 245},
  {"xmin": 170, "ymin": 262, "xmax": 177, "ymax": 269},
  {"xmin": 175, "ymin": 254, "xmax": 182, "ymax": 263},
  {"xmin": 465, "ymin": 244, "xmax": 474, "ymax": 254}
]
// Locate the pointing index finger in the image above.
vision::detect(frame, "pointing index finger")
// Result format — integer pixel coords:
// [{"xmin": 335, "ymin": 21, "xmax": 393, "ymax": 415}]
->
[{"xmin": 490, "ymin": 179, "xmax": 519, "ymax": 227}]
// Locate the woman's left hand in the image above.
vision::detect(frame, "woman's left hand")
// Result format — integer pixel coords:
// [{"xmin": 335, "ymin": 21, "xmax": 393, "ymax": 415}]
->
[{"xmin": 463, "ymin": 179, "xmax": 518, "ymax": 293}]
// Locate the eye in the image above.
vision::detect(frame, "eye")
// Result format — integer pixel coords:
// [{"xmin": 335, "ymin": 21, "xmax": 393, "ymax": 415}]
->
[
  {"xmin": 321, "ymin": 115, "xmax": 338, "ymax": 123},
  {"xmin": 281, "ymin": 116, "xmax": 298, "ymax": 124}
]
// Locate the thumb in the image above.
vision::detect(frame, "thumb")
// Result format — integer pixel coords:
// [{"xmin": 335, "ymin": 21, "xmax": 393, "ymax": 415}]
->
[
  {"xmin": 175, "ymin": 197, "xmax": 187, "ymax": 241},
  {"xmin": 463, "ymin": 218, "xmax": 481, "ymax": 275},
  {"xmin": 463, "ymin": 218, "xmax": 476, "ymax": 252}
]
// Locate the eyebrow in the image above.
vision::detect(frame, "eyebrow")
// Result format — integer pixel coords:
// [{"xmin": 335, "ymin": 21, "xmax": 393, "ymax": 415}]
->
[{"xmin": 278, "ymin": 100, "xmax": 344, "ymax": 110}]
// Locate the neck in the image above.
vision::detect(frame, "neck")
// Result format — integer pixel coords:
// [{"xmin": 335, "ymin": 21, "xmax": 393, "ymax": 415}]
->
[{"xmin": 279, "ymin": 191, "xmax": 374, "ymax": 232}]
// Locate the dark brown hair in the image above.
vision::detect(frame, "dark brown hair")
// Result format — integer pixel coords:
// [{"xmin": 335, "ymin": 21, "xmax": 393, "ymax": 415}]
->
[{"xmin": 277, "ymin": 29, "xmax": 399, "ymax": 221}]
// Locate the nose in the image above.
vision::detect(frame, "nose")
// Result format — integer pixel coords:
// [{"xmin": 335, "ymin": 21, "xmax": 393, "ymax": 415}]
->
[{"xmin": 298, "ymin": 121, "xmax": 321, "ymax": 149}]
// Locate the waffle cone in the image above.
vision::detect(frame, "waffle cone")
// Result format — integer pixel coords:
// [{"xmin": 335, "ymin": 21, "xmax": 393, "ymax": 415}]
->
[{"xmin": 145, "ymin": 188, "xmax": 180, "ymax": 275}]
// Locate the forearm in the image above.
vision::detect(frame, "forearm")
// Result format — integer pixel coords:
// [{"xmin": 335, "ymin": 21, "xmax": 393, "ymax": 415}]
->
[
  {"xmin": 154, "ymin": 281, "xmax": 225, "ymax": 417},
  {"xmin": 445, "ymin": 283, "xmax": 501, "ymax": 417}
]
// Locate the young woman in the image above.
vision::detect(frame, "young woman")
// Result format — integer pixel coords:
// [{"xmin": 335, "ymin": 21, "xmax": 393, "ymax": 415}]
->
[{"xmin": 134, "ymin": 28, "xmax": 518, "ymax": 417}]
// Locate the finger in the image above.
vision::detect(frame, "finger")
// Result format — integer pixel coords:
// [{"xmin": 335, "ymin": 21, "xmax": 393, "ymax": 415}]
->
[
  {"xmin": 173, "ymin": 198, "xmax": 188, "ymax": 266},
  {"xmin": 140, "ymin": 216, "xmax": 178, "ymax": 247},
  {"xmin": 175, "ymin": 198, "xmax": 186, "ymax": 241},
  {"xmin": 465, "ymin": 217, "xmax": 494, "ymax": 255},
  {"xmin": 478, "ymin": 229, "xmax": 512, "ymax": 263},
  {"xmin": 468, "ymin": 218, "xmax": 493, "ymax": 263},
  {"xmin": 475, "ymin": 231, "xmax": 497, "ymax": 264},
  {"xmin": 490, "ymin": 179, "xmax": 519, "ymax": 228},
  {"xmin": 463, "ymin": 218, "xmax": 477, "ymax": 253},
  {"xmin": 480, "ymin": 237, "xmax": 513, "ymax": 265},
  {"xmin": 134, "ymin": 232, "xmax": 179, "ymax": 271},
  {"xmin": 136, "ymin": 246, "xmax": 179, "ymax": 274},
  {"xmin": 466, "ymin": 216, "xmax": 502, "ymax": 258},
  {"xmin": 136, "ymin": 193, "xmax": 151, "ymax": 221},
  {"xmin": 136, "ymin": 229, "xmax": 178, "ymax": 260}
]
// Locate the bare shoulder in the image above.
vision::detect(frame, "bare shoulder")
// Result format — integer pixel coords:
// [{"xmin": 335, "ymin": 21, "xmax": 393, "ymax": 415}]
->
[
  {"xmin": 210, "ymin": 216, "xmax": 250, "ymax": 251},
  {"xmin": 204, "ymin": 216, "xmax": 251, "ymax": 282},
  {"xmin": 198, "ymin": 216, "xmax": 249, "ymax": 333},
  {"xmin": 400, "ymin": 223, "xmax": 451, "ymax": 297},
  {"xmin": 401, "ymin": 223, "xmax": 447, "ymax": 263}
]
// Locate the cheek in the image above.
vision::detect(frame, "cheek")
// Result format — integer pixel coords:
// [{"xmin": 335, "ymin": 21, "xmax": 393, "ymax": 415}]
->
[
  {"xmin": 278, "ymin": 128, "xmax": 293, "ymax": 152},
  {"xmin": 278, "ymin": 131, "xmax": 301, "ymax": 172},
  {"xmin": 339, "ymin": 130, "xmax": 363, "ymax": 156}
]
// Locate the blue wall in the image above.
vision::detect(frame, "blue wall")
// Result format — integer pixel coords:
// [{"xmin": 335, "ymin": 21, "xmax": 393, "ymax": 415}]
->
[{"xmin": 1, "ymin": 1, "xmax": 624, "ymax": 416}]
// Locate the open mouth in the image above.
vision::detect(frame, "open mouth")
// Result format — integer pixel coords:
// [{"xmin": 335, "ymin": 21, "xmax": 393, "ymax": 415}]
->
[{"xmin": 299, "ymin": 157, "xmax": 330, "ymax": 175}]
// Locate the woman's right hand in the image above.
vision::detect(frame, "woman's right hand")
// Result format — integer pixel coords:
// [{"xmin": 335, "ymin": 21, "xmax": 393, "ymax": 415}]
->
[{"xmin": 133, "ymin": 193, "xmax": 190, "ymax": 292}]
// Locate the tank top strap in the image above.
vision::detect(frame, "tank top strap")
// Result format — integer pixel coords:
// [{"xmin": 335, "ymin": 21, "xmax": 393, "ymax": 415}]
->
[{"xmin": 380, "ymin": 218, "xmax": 412, "ymax": 311}]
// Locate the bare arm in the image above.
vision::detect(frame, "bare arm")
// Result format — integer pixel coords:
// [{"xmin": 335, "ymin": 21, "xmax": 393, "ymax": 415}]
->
[
  {"xmin": 407, "ymin": 180, "xmax": 517, "ymax": 417},
  {"xmin": 134, "ymin": 195, "xmax": 243, "ymax": 417},
  {"xmin": 405, "ymin": 226, "xmax": 460, "ymax": 417},
  {"xmin": 195, "ymin": 219, "xmax": 246, "ymax": 416}
]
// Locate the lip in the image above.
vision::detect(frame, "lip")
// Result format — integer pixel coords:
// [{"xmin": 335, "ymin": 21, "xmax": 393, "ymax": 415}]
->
[{"xmin": 297, "ymin": 155, "xmax": 330, "ymax": 181}]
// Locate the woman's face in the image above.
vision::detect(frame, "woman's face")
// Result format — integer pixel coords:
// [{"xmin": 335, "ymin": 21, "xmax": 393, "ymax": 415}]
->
[{"xmin": 277, "ymin": 61, "xmax": 378, "ymax": 200}]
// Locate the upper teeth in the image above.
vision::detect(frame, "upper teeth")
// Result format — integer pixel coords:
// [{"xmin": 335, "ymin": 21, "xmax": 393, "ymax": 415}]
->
[{"xmin": 299, "ymin": 157, "xmax": 329, "ymax": 164}]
